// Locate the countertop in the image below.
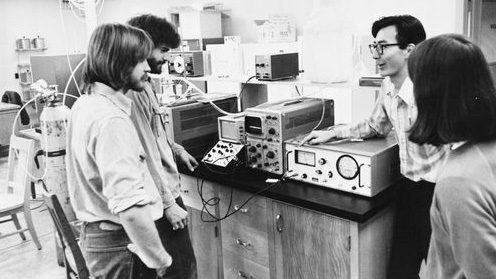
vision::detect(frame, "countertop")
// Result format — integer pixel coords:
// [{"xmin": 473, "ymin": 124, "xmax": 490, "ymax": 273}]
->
[{"xmin": 182, "ymin": 165, "xmax": 401, "ymax": 223}]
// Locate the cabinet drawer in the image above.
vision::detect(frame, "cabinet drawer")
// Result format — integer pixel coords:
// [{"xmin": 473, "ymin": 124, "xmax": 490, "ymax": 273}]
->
[
  {"xmin": 223, "ymin": 249, "xmax": 270, "ymax": 279},
  {"xmin": 219, "ymin": 187, "xmax": 268, "ymax": 231},
  {"xmin": 222, "ymin": 221, "xmax": 269, "ymax": 266}
]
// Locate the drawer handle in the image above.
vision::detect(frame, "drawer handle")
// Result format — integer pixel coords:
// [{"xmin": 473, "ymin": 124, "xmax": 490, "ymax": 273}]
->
[
  {"xmin": 276, "ymin": 214, "xmax": 283, "ymax": 232},
  {"xmin": 237, "ymin": 270, "xmax": 254, "ymax": 279},
  {"xmin": 233, "ymin": 205, "xmax": 248, "ymax": 213},
  {"xmin": 236, "ymin": 238, "xmax": 251, "ymax": 248}
]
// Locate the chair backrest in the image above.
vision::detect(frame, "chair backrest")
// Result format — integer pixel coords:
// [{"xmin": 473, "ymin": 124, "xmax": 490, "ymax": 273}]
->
[
  {"xmin": 6, "ymin": 135, "xmax": 34, "ymax": 203},
  {"xmin": 40, "ymin": 184, "xmax": 89, "ymax": 279}
]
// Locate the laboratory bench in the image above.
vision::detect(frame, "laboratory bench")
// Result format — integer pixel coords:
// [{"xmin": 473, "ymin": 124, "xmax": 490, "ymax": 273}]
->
[{"xmin": 179, "ymin": 165, "xmax": 400, "ymax": 279}]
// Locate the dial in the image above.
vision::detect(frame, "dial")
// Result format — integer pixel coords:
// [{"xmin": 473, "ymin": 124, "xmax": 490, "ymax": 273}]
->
[{"xmin": 336, "ymin": 155, "xmax": 359, "ymax": 180}]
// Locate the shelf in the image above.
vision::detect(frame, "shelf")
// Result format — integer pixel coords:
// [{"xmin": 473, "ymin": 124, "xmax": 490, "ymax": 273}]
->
[
  {"xmin": 20, "ymin": 82, "xmax": 32, "ymax": 86},
  {"xmin": 15, "ymin": 47, "xmax": 47, "ymax": 52},
  {"xmin": 186, "ymin": 75, "xmax": 360, "ymax": 88}
]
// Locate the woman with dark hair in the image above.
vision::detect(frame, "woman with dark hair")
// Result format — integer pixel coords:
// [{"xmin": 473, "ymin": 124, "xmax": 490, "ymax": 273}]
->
[{"xmin": 408, "ymin": 33, "xmax": 496, "ymax": 279}]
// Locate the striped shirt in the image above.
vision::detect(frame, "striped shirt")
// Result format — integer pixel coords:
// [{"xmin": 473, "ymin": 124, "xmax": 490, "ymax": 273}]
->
[{"xmin": 332, "ymin": 77, "xmax": 448, "ymax": 182}]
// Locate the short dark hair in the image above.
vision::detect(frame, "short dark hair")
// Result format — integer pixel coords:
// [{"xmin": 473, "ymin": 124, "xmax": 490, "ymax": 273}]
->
[
  {"xmin": 127, "ymin": 14, "xmax": 181, "ymax": 49},
  {"xmin": 372, "ymin": 15, "xmax": 426, "ymax": 48},
  {"xmin": 82, "ymin": 23, "xmax": 153, "ymax": 91},
  {"xmin": 408, "ymin": 33, "xmax": 496, "ymax": 145}
]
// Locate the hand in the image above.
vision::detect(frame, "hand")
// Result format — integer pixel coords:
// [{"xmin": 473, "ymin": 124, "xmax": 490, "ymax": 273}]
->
[
  {"xmin": 127, "ymin": 243, "xmax": 172, "ymax": 269},
  {"xmin": 156, "ymin": 264, "xmax": 170, "ymax": 278},
  {"xmin": 178, "ymin": 150, "xmax": 199, "ymax": 172},
  {"xmin": 164, "ymin": 203, "xmax": 188, "ymax": 230},
  {"xmin": 300, "ymin": 130, "xmax": 337, "ymax": 145}
]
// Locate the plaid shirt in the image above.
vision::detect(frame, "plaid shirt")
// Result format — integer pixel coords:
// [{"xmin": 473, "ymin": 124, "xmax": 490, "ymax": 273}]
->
[{"xmin": 332, "ymin": 77, "xmax": 448, "ymax": 182}]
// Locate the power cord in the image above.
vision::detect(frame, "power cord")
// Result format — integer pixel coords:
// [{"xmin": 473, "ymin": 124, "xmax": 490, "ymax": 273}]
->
[
  {"xmin": 195, "ymin": 168, "xmax": 284, "ymax": 223},
  {"xmin": 237, "ymin": 75, "xmax": 257, "ymax": 103}
]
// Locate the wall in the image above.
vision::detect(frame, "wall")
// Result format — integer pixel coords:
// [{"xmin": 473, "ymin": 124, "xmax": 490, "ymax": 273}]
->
[{"xmin": 0, "ymin": 0, "xmax": 464, "ymax": 100}]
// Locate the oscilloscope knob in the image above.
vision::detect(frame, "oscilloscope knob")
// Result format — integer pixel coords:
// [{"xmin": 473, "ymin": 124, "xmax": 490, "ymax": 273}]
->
[
  {"xmin": 268, "ymin": 128, "xmax": 276, "ymax": 135},
  {"xmin": 266, "ymin": 151, "xmax": 275, "ymax": 159},
  {"xmin": 248, "ymin": 146, "xmax": 257, "ymax": 153},
  {"xmin": 318, "ymin": 158, "xmax": 327, "ymax": 165}
]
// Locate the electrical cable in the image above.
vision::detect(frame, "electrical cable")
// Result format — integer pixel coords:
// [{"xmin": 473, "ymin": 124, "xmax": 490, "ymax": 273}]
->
[
  {"xmin": 237, "ymin": 75, "xmax": 257, "ymax": 103},
  {"xmin": 58, "ymin": 0, "xmax": 83, "ymax": 99},
  {"xmin": 168, "ymin": 76, "xmax": 243, "ymax": 117},
  {"xmin": 195, "ymin": 167, "xmax": 284, "ymax": 222},
  {"xmin": 301, "ymin": 82, "xmax": 339, "ymax": 134},
  {"xmin": 295, "ymin": 85, "xmax": 302, "ymax": 96},
  {"xmin": 62, "ymin": 57, "xmax": 87, "ymax": 105}
]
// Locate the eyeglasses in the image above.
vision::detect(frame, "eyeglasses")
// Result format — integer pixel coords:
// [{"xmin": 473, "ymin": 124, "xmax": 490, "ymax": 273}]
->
[{"xmin": 368, "ymin": 43, "xmax": 402, "ymax": 55}]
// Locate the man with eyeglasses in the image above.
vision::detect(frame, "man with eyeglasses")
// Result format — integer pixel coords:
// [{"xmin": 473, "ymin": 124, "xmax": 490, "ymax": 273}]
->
[{"xmin": 301, "ymin": 15, "xmax": 449, "ymax": 279}]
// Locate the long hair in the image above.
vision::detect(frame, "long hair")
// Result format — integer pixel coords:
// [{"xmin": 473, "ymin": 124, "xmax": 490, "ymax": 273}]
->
[
  {"xmin": 127, "ymin": 14, "xmax": 180, "ymax": 49},
  {"xmin": 408, "ymin": 34, "xmax": 496, "ymax": 145},
  {"xmin": 372, "ymin": 15, "xmax": 426, "ymax": 48},
  {"xmin": 82, "ymin": 23, "xmax": 153, "ymax": 92}
]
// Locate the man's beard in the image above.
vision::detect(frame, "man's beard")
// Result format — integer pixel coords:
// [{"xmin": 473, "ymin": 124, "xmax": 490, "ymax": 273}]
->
[
  {"xmin": 125, "ymin": 74, "xmax": 149, "ymax": 92},
  {"xmin": 147, "ymin": 58, "xmax": 164, "ymax": 74}
]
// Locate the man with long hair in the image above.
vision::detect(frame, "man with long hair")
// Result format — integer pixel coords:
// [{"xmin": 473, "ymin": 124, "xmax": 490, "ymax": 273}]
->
[{"xmin": 66, "ymin": 23, "xmax": 172, "ymax": 278}]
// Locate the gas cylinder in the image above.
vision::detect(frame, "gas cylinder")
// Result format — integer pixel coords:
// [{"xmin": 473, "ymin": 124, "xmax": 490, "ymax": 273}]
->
[{"xmin": 40, "ymin": 97, "xmax": 75, "ymax": 221}]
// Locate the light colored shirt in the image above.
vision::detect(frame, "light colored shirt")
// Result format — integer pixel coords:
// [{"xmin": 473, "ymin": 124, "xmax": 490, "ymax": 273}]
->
[
  {"xmin": 127, "ymin": 82, "xmax": 184, "ymax": 208},
  {"xmin": 332, "ymin": 77, "xmax": 448, "ymax": 182},
  {"xmin": 425, "ymin": 140, "xmax": 496, "ymax": 279},
  {"xmin": 66, "ymin": 82, "xmax": 163, "ymax": 224}
]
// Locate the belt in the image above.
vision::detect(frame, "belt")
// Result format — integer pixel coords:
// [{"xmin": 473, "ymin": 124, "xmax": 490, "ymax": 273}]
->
[{"xmin": 86, "ymin": 221, "xmax": 124, "ymax": 231}]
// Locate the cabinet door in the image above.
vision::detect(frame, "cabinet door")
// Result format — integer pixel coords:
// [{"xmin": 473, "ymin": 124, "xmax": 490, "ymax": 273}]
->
[
  {"xmin": 188, "ymin": 207, "xmax": 222, "ymax": 279},
  {"xmin": 181, "ymin": 174, "xmax": 222, "ymax": 279},
  {"xmin": 272, "ymin": 202, "xmax": 350, "ymax": 279}
]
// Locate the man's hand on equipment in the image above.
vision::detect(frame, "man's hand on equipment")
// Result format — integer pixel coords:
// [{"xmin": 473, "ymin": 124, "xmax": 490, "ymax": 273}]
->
[
  {"xmin": 178, "ymin": 150, "xmax": 199, "ymax": 172},
  {"xmin": 300, "ymin": 130, "xmax": 337, "ymax": 146}
]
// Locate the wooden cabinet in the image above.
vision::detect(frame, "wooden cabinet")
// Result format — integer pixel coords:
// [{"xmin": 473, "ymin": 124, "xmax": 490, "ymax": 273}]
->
[
  {"xmin": 181, "ymin": 174, "xmax": 394, "ymax": 279},
  {"xmin": 272, "ymin": 201, "xmax": 351, "ymax": 279},
  {"xmin": 180, "ymin": 174, "xmax": 223, "ymax": 279},
  {"xmin": 219, "ymin": 187, "xmax": 271, "ymax": 279}
]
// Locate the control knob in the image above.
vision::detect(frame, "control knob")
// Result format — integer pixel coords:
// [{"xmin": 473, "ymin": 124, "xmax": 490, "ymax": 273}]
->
[{"xmin": 266, "ymin": 151, "xmax": 275, "ymax": 159}]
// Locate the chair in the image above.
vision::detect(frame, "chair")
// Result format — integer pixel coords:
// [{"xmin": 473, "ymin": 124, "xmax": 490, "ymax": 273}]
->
[
  {"xmin": 0, "ymin": 135, "xmax": 41, "ymax": 250},
  {"xmin": 39, "ymin": 181, "xmax": 89, "ymax": 279}
]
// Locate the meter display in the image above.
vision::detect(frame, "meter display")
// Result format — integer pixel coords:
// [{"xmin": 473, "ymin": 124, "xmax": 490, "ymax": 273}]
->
[
  {"xmin": 336, "ymin": 155, "xmax": 359, "ymax": 180},
  {"xmin": 295, "ymin": 150, "xmax": 315, "ymax": 166}
]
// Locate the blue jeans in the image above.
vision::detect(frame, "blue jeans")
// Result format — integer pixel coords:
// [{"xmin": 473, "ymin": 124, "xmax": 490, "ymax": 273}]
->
[
  {"xmin": 140, "ymin": 197, "xmax": 197, "ymax": 279},
  {"xmin": 81, "ymin": 221, "xmax": 142, "ymax": 279}
]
